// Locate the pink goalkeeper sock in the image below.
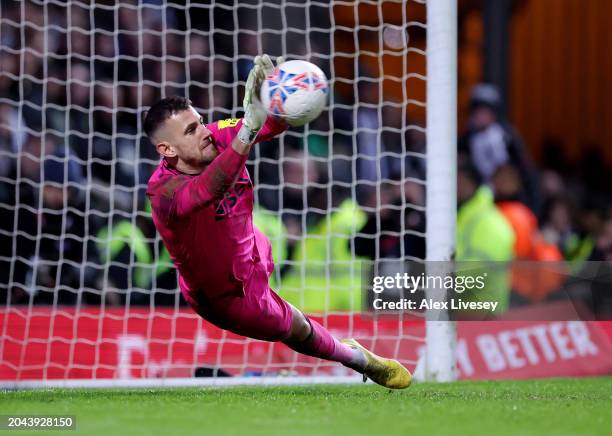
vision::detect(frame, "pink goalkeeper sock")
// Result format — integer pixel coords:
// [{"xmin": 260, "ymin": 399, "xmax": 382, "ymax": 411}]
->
[{"xmin": 284, "ymin": 318, "xmax": 366, "ymax": 371}]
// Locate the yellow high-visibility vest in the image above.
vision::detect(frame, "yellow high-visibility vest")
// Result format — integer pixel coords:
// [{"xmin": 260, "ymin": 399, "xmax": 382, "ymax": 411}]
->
[{"xmin": 279, "ymin": 199, "xmax": 367, "ymax": 313}]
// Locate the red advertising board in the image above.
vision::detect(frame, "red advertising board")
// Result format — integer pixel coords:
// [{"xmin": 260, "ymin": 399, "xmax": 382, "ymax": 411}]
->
[
  {"xmin": 454, "ymin": 321, "xmax": 612, "ymax": 379},
  {"xmin": 1, "ymin": 307, "xmax": 611, "ymax": 381}
]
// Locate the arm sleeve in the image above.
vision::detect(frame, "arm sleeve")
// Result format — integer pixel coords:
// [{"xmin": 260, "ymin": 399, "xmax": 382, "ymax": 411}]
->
[
  {"xmin": 172, "ymin": 146, "xmax": 248, "ymax": 219},
  {"xmin": 253, "ymin": 116, "xmax": 289, "ymax": 143},
  {"xmin": 208, "ymin": 117, "xmax": 288, "ymax": 148}
]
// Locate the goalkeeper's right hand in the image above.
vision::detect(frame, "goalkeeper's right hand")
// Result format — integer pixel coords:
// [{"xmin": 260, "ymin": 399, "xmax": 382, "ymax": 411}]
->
[
  {"xmin": 256, "ymin": 54, "xmax": 285, "ymax": 78},
  {"xmin": 237, "ymin": 55, "xmax": 283, "ymax": 145},
  {"xmin": 238, "ymin": 57, "xmax": 266, "ymax": 145}
]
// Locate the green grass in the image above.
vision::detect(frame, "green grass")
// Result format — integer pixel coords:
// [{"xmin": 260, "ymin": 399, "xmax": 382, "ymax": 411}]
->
[{"xmin": 2, "ymin": 377, "xmax": 611, "ymax": 436}]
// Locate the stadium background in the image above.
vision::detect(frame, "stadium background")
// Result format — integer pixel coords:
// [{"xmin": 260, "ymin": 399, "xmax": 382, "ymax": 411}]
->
[{"xmin": 0, "ymin": 0, "xmax": 610, "ymax": 383}]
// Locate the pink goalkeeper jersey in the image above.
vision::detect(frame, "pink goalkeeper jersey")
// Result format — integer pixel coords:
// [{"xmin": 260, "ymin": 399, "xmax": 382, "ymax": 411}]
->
[{"xmin": 146, "ymin": 117, "xmax": 288, "ymax": 306}]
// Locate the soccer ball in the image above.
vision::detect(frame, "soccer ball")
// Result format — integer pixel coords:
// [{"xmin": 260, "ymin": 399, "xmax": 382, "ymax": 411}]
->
[{"xmin": 260, "ymin": 60, "xmax": 328, "ymax": 127}]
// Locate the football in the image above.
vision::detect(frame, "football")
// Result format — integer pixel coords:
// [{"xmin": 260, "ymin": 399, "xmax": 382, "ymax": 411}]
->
[{"xmin": 260, "ymin": 60, "xmax": 329, "ymax": 126}]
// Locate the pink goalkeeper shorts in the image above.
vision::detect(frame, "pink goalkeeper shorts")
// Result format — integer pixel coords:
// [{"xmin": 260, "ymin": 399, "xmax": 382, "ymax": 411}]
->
[{"xmin": 189, "ymin": 266, "xmax": 294, "ymax": 342}]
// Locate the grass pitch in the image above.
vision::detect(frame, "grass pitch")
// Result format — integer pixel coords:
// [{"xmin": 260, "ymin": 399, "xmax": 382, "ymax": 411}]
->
[{"xmin": 2, "ymin": 377, "xmax": 611, "ymax": 435}]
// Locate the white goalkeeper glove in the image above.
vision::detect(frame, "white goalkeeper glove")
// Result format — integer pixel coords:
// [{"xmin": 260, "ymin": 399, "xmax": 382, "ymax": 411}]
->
[
  {"xmin": 238, "ymin": 55, "xmax": 285, "ymax": 145},
  {"xmin": 256, "ymin": 54, "xmax": 284, "ymax": 78}
]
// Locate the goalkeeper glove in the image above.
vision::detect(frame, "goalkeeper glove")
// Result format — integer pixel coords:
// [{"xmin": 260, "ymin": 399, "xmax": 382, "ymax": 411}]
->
[
  {"xmin": 256, "ymin": 54, "xmax": 284, "ymax": 78},
  {"xmin": 237, "ymin": 55, "xmax": 285, "ymax": 145}
]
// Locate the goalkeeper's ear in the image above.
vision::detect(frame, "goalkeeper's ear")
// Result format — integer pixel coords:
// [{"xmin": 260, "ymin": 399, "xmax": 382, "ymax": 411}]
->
[{"xmin": 156, "ymin": 141, "xmax": 177, "ymax": 158}]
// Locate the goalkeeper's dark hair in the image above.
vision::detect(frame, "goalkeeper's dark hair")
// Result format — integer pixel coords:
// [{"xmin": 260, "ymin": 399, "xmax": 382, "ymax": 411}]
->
[{"xmin": 143, "ymin": 96, "xmax": 192, "ymax": 140}]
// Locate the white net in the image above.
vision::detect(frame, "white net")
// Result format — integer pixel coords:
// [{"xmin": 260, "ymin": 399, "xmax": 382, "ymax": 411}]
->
[{"xmin": 0, "ymin": 0, "xmax": 435, "ymax": 384}]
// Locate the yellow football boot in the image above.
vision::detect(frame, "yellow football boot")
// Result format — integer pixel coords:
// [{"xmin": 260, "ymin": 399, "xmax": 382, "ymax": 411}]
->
[{"xmin": 341, "ymin": 338, "xmax": 412, "ymax": 389}]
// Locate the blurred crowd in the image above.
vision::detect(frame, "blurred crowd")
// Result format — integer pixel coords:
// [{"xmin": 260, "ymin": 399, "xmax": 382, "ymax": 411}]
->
[
  {"xmin": 0, "ymin": 3, "xmax": 610, "ymax": 316},
  {"xmin": 456, "ymin": 84, "xmax": 611, "ymax": 316}
]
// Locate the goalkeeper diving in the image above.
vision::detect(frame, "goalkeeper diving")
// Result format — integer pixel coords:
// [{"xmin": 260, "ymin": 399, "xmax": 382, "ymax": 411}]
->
[{"xmin": 144, "ymin": 55, "xmax": 411, "ymax": 389}]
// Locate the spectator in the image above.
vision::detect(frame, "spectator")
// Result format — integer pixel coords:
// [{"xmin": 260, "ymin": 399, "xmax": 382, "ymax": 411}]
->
[
  {"xmin": 354, "ymin": 176, "xmax": 426, "ymax": 261},
  {"xmin": 279, "ymin": 151, "xmax": 367, "ymax": 312},
  {"xmin": 492, "ymin": 164, "xmax": 565, "ymax": 303},
  {"xmin": 0, "ymin": 110, "xmax": 28, "ymax": 301},
  {"xmin": 187, "ymin": 34, "xmax": 211, "ymax": 108},
  {"xmin": 577, "ymin": 217, "xmax": 612, "ymax": 318},
  {"xmin": 539, "ymin": 196, "xmax": 600, "ymax": 270},
  {"xmin": 0, "ymin": 52, "xmax": 19, "ymax": 101},
  {"xmin": 7, "ymin": 137, "xmax": 102, "ymax": 305},
  {"xmin": 456, "ymin": 162, "xmax": 515, "ymax": 313},
  {"xmin": 356, "ymin": 65, "xmax": 390, "ymax": 203},
  {"xmin": 591, "ymin": 217, "xmax": 612, "ymax": 262},
  {"xmin": 96, "ymin": 217, "xmax": 154, "ymax": 306},
  {"xmin": 459, "ymin": 83, "xmax": 538, "ymax": 211},
  {"xmin": 67, "ymin": 64, "xmax": 92, "ymax": 158}
]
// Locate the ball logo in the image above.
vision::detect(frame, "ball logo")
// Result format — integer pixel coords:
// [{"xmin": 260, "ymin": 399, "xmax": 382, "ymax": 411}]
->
[{"xmin": 266, "ymin": 67, "xmax": 327, "ymax": 115}]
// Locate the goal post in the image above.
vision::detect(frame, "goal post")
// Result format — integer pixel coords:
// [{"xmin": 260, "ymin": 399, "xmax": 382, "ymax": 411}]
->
[
  {"xmin": 0, "ymin": 0, "xmax": 456, "ymax": 388},
  {"xmin": 423, "ymin": 0, "xmax": 458, "ymax": 382}
]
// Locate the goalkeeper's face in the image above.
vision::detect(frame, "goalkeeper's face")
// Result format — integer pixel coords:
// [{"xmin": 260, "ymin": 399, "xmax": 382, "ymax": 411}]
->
[{"xmin": 155, "ymin": 106, "xmax": 218, "ymax": 173}]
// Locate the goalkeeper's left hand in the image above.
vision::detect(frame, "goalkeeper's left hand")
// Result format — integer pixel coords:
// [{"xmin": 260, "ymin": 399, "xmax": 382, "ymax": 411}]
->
[{"xmin": 238, "ymin": 55, "xmax": 284, "ymax": 145}]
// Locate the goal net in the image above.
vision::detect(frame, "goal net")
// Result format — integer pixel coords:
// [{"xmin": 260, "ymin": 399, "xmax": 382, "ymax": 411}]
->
[{"xmin": 0, "ymin": 0, "xmax": 455, "ymax": 387}]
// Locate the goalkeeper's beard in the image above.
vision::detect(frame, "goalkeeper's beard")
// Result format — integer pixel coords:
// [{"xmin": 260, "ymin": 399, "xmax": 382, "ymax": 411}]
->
[
  {"xmin": 169, "ymin": 142, "xmax": 219, "ymax": 174},
  {"xmin": 199, "ymin": 142, "xmax": 220, "ymax": 165}
]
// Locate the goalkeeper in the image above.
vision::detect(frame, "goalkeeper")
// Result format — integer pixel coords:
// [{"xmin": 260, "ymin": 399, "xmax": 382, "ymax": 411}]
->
[{"xmin": 144, "ymin": 55, "xmax": 410, "ymax": 389}]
